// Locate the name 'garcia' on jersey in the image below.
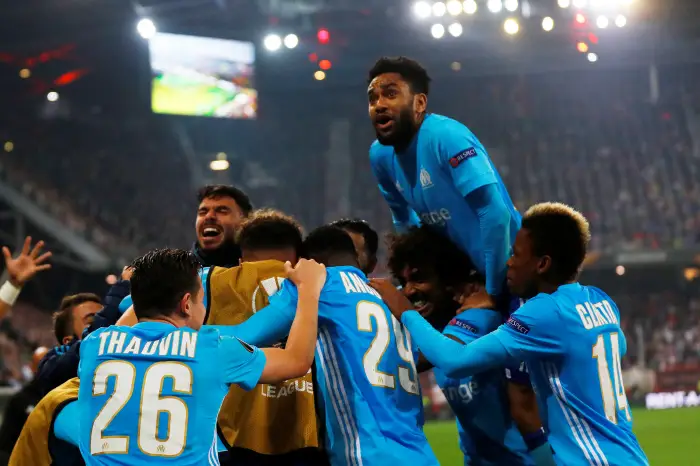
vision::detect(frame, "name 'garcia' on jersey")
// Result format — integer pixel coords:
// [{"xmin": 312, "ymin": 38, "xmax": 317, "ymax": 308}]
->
[
  {"xmin": 97, "ymin": 330, "xmax": 198, "ymax": 358},
  {"xmin": 576, "ymin": 300, "xmax": 619, "ymax": 330}
]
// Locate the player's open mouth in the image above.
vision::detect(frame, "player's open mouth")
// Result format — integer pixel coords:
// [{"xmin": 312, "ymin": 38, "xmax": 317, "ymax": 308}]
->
[
  {"xmin": 414, "ymin": 300, "xmax": 433, "ymax": 316},
  {"xmin": 201, "ymin": 226, "xmax": 222, "ymax": 238},
  {"xmin": 375, "ymin": 115, "xmax": 394, "ymax": 131}
]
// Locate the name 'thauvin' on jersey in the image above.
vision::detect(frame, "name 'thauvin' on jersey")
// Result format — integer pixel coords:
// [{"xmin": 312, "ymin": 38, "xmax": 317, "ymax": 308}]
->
[{"xmin": 97, "ymin": 330, "xmax": 198, "ymax": 358}]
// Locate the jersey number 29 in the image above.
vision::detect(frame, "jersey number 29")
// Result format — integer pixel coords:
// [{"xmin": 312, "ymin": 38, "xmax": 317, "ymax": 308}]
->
[
  {"xmin": 592, "ymin": 331, "xmax": 631, "ymax": 424},
  {"xmin": 356, "ymin": 301, "xmax": 419, "ymax": 395},
  {"xmin": 90, "ymin": 360, "xmax": 192, "ymax": 457}
]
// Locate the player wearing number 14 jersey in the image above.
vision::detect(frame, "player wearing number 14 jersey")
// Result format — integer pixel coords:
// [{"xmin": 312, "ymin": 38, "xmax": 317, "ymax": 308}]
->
[
  {"xmin": 74, "ymin": 249, "xmax": 324, "ymax": 465},
  {"xmin": 260, "ymin": 226, "xmax": 438, "ymax": 466},
  {"xmin": 371, "ymin": 203, "xmax": 648, "ymax": 466}
]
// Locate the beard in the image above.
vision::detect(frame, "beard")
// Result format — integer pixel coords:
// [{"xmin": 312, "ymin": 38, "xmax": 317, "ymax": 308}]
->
[{"xmin": 375, "ymin": 107, "xmax": 417, "ymax": 149}]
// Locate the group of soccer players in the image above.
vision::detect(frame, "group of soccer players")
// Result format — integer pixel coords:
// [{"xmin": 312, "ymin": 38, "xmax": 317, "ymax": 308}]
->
[{"xmin": 6, "ymin": 55, "xmax": 650, "ymax": 466}]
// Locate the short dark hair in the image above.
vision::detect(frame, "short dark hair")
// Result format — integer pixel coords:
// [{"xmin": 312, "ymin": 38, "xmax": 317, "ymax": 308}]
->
[
  {"xmin": 388, "ymin": 226, "xmax": 477, "ymax": 288},
  {"xmin": 52, "ymin": 293, "xmax": 101, "ymax": 344},
  {"xmin": 330, "ymin": 218, "xmax": 379, "ymax": 257},
  {"xmin": 521, "ymin": 202, "xmax": 591, "ymax": 282},
  {"xmin": 130, "ymin": 249, "xmax": 202, "ymax": 320},
  {"xmin": 368, "ymin": 56, "xmax": 431, "ymax": 95},
  {"xmin": 237, "ymin": 208, "xmax": 304, "ymax": 254},
  {"xmin": 302, "ymin": 226, "xmax": 357, "ymax": 266},
  {"xmin": 197, "ymin": 185, "xmax": 253, "ymax": 216}
]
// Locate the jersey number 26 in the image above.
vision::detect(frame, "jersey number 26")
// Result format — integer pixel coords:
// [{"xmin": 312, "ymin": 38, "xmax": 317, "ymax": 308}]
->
[
  {"xmin": 90, "ymin": 360, "xmax": 191, "ymax": 457},
  {"xmin": 357, "ymin": 301, "xmax": 419, "ymax": 395}
]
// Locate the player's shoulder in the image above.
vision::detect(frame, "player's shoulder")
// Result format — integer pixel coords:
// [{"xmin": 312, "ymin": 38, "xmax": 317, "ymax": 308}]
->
[
  {"xmin": 421, "ymin": 113, "xmax": 474, "ymax": 139},
  {"xmin": 369, "ymin": 139, "xmax": 393, "ymax": 163}
]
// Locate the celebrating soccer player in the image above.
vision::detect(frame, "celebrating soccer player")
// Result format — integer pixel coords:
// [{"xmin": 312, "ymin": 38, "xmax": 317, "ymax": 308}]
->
[
  {"xmin": 67, "ymin": 248, "xmax": 325, "ymax": 464},
  {"xmin": 367, "ymin": 56, "xmax": 520, "ymax": 305},
  {"xmin": 372, "ymin": 203, "xmax": 649, "ymax": 466}
]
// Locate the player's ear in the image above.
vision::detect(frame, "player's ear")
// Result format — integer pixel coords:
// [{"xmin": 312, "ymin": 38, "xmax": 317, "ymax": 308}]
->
[
  {"xmin": 536, "ymin": 255, "xmax": 552, "ymax": 276},
  {"xmin": 413, "ymin": 93, "xmax": 427, "ymax": 115},
  {"xmin": 179, "ymin": 292, "xmax": 192, "ymax": 318}
]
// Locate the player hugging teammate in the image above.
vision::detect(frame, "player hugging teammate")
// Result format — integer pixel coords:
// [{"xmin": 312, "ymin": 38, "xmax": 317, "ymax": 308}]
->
[{"xmin": 9, "ymin": 55, "xmax": 649, "ymax": 466}]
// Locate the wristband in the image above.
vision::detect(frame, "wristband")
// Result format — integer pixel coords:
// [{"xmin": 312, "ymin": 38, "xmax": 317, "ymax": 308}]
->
[{"xmin": 0, "ymin": 281, "xmax": 21, "ymax": 306}]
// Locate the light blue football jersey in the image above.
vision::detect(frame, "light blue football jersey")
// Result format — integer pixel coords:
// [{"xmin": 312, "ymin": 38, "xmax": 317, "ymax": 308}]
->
[
  {"xmin": 76, "ymin": 322, "xmax": 266, "ymax": 465},
  {"xmin": 492, "ymin": 284, "xmax": 649, "ymax": 466},
  {"xmin": 267, "ymin": 266, "xmax": 438, "ymax": 466},
  {"xmin": 434, "ymin": 309, "xmax": 532, "ymax": 466},
  {"xmin": 369, "ymin": 113, "xmax": 521, "ymax": 277}
]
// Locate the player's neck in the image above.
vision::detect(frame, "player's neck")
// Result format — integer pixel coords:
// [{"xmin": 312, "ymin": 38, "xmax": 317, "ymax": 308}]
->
[
  {"xmin": 538, "ymin": 280, "xmax": 573, "ymax": 295},
  {"xmin": 138, "ymin": 316, "xmax": 185, "ymax": 328},
  {"xmin": 393, "ymin": 114, "xmax": 425, "ymax": 153}
]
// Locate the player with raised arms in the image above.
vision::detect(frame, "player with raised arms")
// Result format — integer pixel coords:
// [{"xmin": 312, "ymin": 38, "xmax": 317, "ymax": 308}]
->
[
  {"xmin": 371, "ymin": 203, "xmax": 649, "ymax": 466},
  {"xmin": 60, "ymin": 248, "xmax": 326, "ymax": 465}
]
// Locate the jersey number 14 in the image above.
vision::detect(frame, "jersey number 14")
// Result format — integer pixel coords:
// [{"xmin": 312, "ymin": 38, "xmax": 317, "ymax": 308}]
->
[
  {"xmin": 592, "ymin": 331, "xmax": 631, "ymax": 424},
  {"xmin": 356, "ymin": 301, "xmax": 419, "ymax": 395}
]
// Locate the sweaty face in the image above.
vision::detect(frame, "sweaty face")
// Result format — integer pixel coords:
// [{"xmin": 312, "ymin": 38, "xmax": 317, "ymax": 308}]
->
[
  {"xmin": 400, "ymin": 265, "xmax": 455, "ymax": 324},
  {"xmin": 368, "ymin": 73, "xmax": 421, "ymax": 147},
  {"xmin": 506, "ymin": 229, "xmax": 542, "ymax": 299},
  {"xmin": 184, "ymin": 282, "xmax": 207, "ymax": 330},
  {"xmin": 72, "ymin": 301, "xmax": 101, "ymax": 337},
  {"xmin": 196, "ymin": 196, "xmax": 244, "ymax": 251}
]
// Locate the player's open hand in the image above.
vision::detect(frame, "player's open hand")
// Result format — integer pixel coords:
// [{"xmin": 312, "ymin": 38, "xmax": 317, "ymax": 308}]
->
[
  {"xmin": 369, "ymin": 278, "xmax": 414, "ymax": 320},
  {"xmin": 285, "ymin": 259, "xmax": 326, "ymax": 296},
  {"xmin": 2, "ymin": 237, "xmax": 52, "ymax": 287},
  {"xmin": 455, "ymin": 288, "xmax": 496, "ymax": 314}
]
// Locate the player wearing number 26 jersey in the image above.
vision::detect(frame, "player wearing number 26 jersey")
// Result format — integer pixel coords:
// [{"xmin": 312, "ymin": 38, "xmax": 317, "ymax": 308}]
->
[
  {"xmin": 263, "ymin": 226, "xmax": 438, "ymax": 466},
  {"xmin": 377, "ymin": 204, "xmax": 648, "ymax": 466}
]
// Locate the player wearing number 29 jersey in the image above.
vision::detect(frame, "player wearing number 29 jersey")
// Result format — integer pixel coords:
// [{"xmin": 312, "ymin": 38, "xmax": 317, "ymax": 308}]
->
[{"xmin": 262, "ymin": 226, "xmax": 438, "ymax": 466}]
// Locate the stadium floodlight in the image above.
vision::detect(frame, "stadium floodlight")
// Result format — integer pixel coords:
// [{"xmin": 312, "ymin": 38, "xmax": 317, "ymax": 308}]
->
[
  {"xmin": 572, "ymin": 0, "xmax": 587, "ymax": 7},
  {"xmin": 19, "ymin": 68, "xmax": 30, "ymax": 79},
  {"xmin": 575, "ymin": 13, "xmax": 586, "ymax": 24},
  {"xmin": 503, "ymin": 18, "xmax": 519, "ymax": 35},
  {"xmin": 432, "ymin": 2, "xmax": 447, "ymax": 17},
  {"xmin": 542, "ymin": 16, "xmax": 554, "ymax": 31},
  {"xmin": 431, "ymin": 23, "xmax": 446, "ymax": 38},
  {"xmin": 136, "ymin": 18, "xmax": 157, "ymax": 39},
  {"xmin": 615, "ymin": 14, "xmax": 627, "ymax": 27},
  {"xmin": 314, "ymin": 70, "xmax": 326, "ymax": 81},
  {"xmin": 413, "ymin": 1, "xmax": 432, "ymax": 19},
  {"xmin": 557, "ymin": 0, "xmax": 570, "ymax": 7},
  {"xmin": 47, "ymin": 91, "xmax": 59, "ymax": 102},
  {"xmin": 447, "ymin": 0, "xmax": 463, "ymax": 16},
  {"xmin": 588, "ymin": 52, "xmax": 598, "ymax": 62},
  {"xmin": 451, "ymin": 61, "xmax": 461, "ymax": 71},
  {"xmin": 210, "ymin": 159, "xmax": 230, "ymax": 171},
  {"xmin": 596, "ymin": 15, "xmax": 609, "ymax": 28},
  {"xmin": 504, "ymin": 0, "xmax": 518, "ymax": 12},
  {"xmin": 263, "ymin": 34, "xmax": 282, "ymax": 51},
  {"xmin": 463, "ymin": 0, "xmax": 478, "ymax": 14},
  {"xmin": 283, "ymin": 34, "xmax": 299, "ymax": 49},
  {"xmin": 487, "ymin": 0, "xmax": 503, "ymax": 13},
  {"xmin": 448, "ymin": 22, "xmax": 463, "ymax": 37},
  {"xmin": 577, "ymin": 41, "xmax": 589, "ymax": 53}
]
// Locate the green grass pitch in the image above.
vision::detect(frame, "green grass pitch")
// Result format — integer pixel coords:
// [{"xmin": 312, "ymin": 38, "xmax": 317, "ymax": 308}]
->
[{"xmin": 424, "ymin": 407, "xmax": 699, "ymax": 464}]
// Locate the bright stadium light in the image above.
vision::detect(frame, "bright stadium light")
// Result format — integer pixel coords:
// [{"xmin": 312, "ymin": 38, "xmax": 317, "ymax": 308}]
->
[
  {"xmin": 542, "ymin": 16, "xmax": 554, "ymax": 31},
  {"xmin": 46, "ymin": 91, "xmax": 59, "ymax": 102},
  {"xmin": 447, "ymin": 0, "xmax": 463, "ymax": 16},
  {"xmin": 314, "ymin": 70, "xmax": 326, "ymax": 81},
  {"xmin": 504, "ymin": 18, "xmax": 519, "ymax": 35},
  {"xmin": 557, "ymin": 0, "xmax": 570, "ymax": 7},
  {"xmin": 136, "ymin": 18, "xmax": 157, "ymax": 39},
  {"xmin": 448, "ymin": 22, "xmax": 463, "ymax": 37},
  {"xmin": 615, "ymin": 14, "xmax": 627, "ymax": 27},
  {"xmin": 487, "ymin": 0, "xmax": 503, "ymax": 13},
  {"xmin": 431, "ymin": 23, "xmax": 446, "ymax": 38},
  {"xmin": 596, "ymin": 15, "xmax": 609, "ymax": 28},
  {"xmin": 463, "ymin": 0, "xmax": 478, "ymax": 14},
  {"xmin": 575, "ymin": 13, "xmax": 586, "ymax": 24},
  {"xmin": 504, "ymin": 0, "xmax": 518, "ymax": 12},
  {"xmin": 588, "ymin": 52, "xmax": 598, "ymax": 62},
  {"xmin": 210, "ymin": 159, "xmax": 230, "ymax": 171},
  {"xmin": 432, "ymin": 2, "xmax": 447, "ymax": 16},
  {"xmin": 283, "ymin": 34, "xmax": 299, "ymax": 49},
  {"xmin": 413, "ymin": 1, "xmax": 432, "ymax": 19},
  {"xmin": 572, "ymin": 0, "xmax": 587, "ymax": 7},
  {"xmin": 264, "ymin": 34, "xmax": 282, "ymax": 51}
]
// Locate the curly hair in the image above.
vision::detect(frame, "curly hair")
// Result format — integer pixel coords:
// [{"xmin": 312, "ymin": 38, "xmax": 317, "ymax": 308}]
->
[{"xmin": 236, "ymin": 208, "xmax": 304, "ymax": 254}]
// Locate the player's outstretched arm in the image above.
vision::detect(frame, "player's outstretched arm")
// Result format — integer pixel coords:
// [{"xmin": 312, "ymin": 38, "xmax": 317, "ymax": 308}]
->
[
  {"xmin": 257, "ymin": 259, "xmax": 325, "ymax": 384},
  {"xmin": 369, "ymin": 147, "xmax": 420, "ymax": 232},
  {"xmin": 0, "ymin": 236, "xmax": 52, "ymax": 320}
]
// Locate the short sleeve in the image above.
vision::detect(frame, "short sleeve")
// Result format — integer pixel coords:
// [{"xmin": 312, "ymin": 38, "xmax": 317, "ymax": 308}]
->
[
  {"xmin": 53, "ymin": 401, "xmax": 79, "ymax": 446},
  {"xmin": 504, "ymin": 361, "xmax": 531, "ymax": 386},
  {"xmin": 491, "ymin": 295, "xmax": 566, "ymax": 360},
  {"xmin": 218, "ymin": 336, "xmax": 267, "ymax": 390},
  {"xmin": 118, "ymin": 295, "xmax": 132, "ymax": 313},
  {"xmin": 443, "ymin": 309, "xmax": 501, "ymax": 344},
  {"xmin": 268, "ymin": 279, "xmax": 299, "ymax": 310},
  {"xmin": 433, "ymin": 122, "xmax": 497, "ymax": 197}
]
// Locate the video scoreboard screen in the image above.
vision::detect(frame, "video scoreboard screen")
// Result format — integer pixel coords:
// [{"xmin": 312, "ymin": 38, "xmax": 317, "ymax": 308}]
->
[{"xmin": 149, "ymin": 33, "xmax": 256, "ymax": 119}]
